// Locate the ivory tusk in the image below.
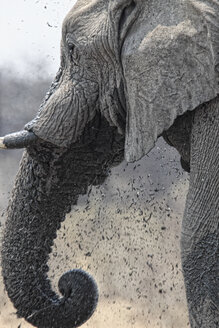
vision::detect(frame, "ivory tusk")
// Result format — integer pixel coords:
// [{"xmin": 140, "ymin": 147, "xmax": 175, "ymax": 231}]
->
[
  {"xmin": 0, "ymin": 137, "xmax": 7, "ymax": 149},
  {"xmin": 0, "ymin": 131, "xmax": 38, "ymax": 149}
]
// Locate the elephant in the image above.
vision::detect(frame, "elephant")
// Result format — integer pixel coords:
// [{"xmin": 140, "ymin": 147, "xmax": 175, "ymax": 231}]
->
[{"xmin": 0, "ymin": 0, "xmax": 218, "ymax": 327}]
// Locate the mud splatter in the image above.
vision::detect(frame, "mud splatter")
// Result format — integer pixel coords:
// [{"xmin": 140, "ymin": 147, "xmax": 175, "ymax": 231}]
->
[{"xmin": 0, "ymin": 67, "xmax": 190, "ymax": 328}]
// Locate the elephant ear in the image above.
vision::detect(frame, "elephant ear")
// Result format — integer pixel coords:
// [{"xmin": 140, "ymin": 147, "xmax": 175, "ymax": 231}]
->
[{"xmin": 121, "ymin": 0, "xmax": 219, "ymax": 162}]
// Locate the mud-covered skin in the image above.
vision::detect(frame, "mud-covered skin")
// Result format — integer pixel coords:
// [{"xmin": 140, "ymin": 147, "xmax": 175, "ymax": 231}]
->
[
  {"xmin": 181, "ymin": 97, "xmax": 219, "ymax": 327},
  {"xmin": 165, "ymin": 99, "xmax": 219, "ymax": 325},
  {"xmin": 1, "ymin": 0, "xmax": 219, "ymax": 327},
  {"xmin": 1, "ymin": 116, "xmax": 124, "ymax": 328},
  {"xmin": 182, "ymin": 234, "xmax": 219, "ymax": 327}
]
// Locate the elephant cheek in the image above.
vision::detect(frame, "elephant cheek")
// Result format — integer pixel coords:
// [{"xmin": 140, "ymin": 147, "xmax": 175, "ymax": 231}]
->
[{"xmin": 25, "ymin": 79, "xmax": 98, "ymax": 148}]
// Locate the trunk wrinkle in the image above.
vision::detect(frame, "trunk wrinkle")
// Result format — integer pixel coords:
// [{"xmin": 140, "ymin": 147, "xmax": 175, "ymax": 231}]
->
[{"xmin": 1, "ymin": 117, "xmax": 124, "ymax": 328}]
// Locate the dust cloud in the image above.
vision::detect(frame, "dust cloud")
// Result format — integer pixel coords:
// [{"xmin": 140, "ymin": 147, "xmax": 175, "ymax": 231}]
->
[{"xmin": 0, "ymin": 66, "xmax": 189, "ymax": 327}]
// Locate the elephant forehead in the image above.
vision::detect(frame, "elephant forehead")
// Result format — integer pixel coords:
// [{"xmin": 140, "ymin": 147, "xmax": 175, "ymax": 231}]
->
[{"xmin": 62, "ymin": 0, "xmax": 109, "ymax": 43}]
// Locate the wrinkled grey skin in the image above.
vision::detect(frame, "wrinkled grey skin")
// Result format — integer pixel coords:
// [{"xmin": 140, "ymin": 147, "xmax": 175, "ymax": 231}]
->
[{"xmin": 1, "ymin": 0, "xmax": 219, "ymax": 327}]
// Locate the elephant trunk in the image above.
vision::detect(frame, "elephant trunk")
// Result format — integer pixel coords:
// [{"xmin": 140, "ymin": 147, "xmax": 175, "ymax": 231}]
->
[
  {"xmin": 1, "ymin": 143, "xmax": 99, "ymax": 328},
  {"xmin": 1, "ymin": 117, "xmax": 124, "ymax": 328}
]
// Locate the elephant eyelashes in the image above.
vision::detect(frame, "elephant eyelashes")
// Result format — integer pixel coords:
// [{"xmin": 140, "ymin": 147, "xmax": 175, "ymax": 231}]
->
[
  {"xmin": 68, "ymin": 42, "xmax": 74, "ymax": 52},
  {"xmin": 68, "ymin": 43, "xmax": 79, "ymax": 64},
  {"xmin": 66, "ymin": 35, "xmax": 79, "ymax": 63}
]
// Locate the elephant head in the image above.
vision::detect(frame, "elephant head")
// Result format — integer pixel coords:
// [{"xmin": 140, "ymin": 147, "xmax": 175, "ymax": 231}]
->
[{"xmin": 1, "ymin": 1, "xmax": 219, "ymax": 328}]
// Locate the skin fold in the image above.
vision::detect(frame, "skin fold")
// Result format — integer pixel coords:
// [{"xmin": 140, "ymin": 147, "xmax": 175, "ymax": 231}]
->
[
  {"xmin": 1, "ymin": 0, "xmax": 219, "ymax": 327},
  {"xmin": 2, "ymin": 116, "xmax": 124, "ymax": 328},
  {"xmin": 181, "ymin": 98, "xmax": 219, "ymax": 327}
]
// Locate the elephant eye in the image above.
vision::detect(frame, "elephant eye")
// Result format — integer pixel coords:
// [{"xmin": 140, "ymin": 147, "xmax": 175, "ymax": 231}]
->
[
  {"xmin": 67, "ymin": 40, "xmax": 75, "ymax": 56},
  {"xmin": 68, "ymin": 42, "xmax": 74, "ymax": 52},
  {"xmin": 66, "ymin": 39, "xmax": 79, "ymax": 63},
  {"xmin": 66, "ymin": 35, "xmax": 76, "ymax": 53}
]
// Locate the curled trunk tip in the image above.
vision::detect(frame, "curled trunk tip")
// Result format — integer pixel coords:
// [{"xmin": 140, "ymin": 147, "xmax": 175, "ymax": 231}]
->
[{"xmin": 25, "ymin": 269, "xmax": 98, "ymax": 328}]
